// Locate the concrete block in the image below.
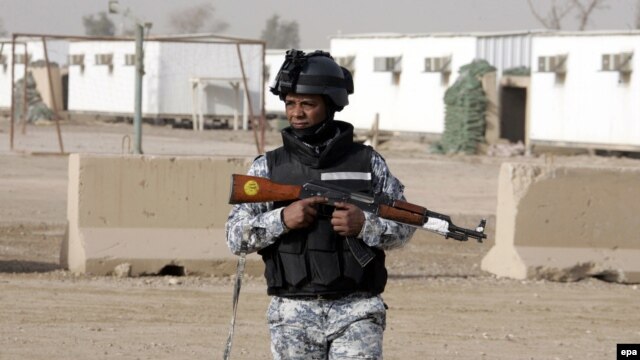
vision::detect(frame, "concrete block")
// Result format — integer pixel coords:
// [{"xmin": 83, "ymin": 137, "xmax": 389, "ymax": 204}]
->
[
  {"xmin": 62, "ymin": 154, "xmax": 264, "ymax": 276},
  {"xmin": 482, "ymin": 162, "xmax": 640, "ymax": 283}
]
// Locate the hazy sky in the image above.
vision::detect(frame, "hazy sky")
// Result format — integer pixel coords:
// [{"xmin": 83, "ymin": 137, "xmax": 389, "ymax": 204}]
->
[{"xmin": 1, "ymin": 0, "xmax": 637, "ymax": 48}]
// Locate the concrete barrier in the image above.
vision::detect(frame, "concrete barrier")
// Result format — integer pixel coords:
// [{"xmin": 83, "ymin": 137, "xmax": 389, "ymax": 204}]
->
[
  {"xmin": 61, "ymin": 154, "xmax": 266, "ymax": 276},
  {"xmin": 481, "ymin": 162, "xmax": 640, "ymax": 283}
]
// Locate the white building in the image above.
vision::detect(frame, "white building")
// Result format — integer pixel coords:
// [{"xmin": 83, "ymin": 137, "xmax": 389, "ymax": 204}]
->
[
  {"xmin": 67, "ymin": 37, "xmax": 264, "ymax": 127},
  {"xmin": 528, "ymin": 31, "xmax": 640, "ymax": 151},
  {"xmin": 329, "ymin": 31, "xmax": 538, "ymax": 134}
]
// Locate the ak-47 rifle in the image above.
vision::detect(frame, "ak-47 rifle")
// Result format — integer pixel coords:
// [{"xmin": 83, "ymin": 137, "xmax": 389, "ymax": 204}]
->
[{"xmin": 229, "ymin": 174, "xmax": 486, "ymax": 263}]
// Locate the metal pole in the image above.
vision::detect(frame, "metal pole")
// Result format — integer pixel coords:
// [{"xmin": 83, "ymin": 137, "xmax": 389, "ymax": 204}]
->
[
  {"xmin": 133, "ymin": 23, "xmax": 144, "ymax": 154},
  {"xmin": 9, "ymin": 35, "xmax": 16, "ymax": 150},
  {"xmin": 235, "ymin": 44, "xmax": 263, "ymax": 154},
  {"xmin": 259, "ymin": 43, "xmax": 266, "ymax": 152},
  {"xmin": 232, "ymin": 82, "xmax": 240, "ymax": 131},
  {"xmin": 42, "ymin": 37, "xmax": 65, "ymax": 154},
  {"xmin": 21, "ymin": 45, "xmax": 28, "ymax": 135}
]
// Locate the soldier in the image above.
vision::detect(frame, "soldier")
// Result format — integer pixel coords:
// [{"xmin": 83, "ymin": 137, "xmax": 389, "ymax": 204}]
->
[{"xmin": 226, "ymin": 49, "xmax": 415, "ymax": 359}]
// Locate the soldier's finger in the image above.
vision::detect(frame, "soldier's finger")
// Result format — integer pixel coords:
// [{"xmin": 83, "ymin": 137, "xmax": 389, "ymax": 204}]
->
[
  {"xmin": 303, "ymin": 196, "xmax": 328, "ymax": 206},
  {"xmin": 304, "ymin": 205, "xmax": 318, "ymax": 217},
  {"xmin": 333, "ymin": 201, "xmax": 350, "ymax": 210},
  {"xmin": 333, "ymin": 225, "xmax": 348, "ymax": 235}
]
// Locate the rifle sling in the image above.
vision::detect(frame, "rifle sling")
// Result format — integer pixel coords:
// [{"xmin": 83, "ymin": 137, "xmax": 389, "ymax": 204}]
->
[{"xmin": 223, "ymin": 241, "xmax": 247, "ymax": 360}]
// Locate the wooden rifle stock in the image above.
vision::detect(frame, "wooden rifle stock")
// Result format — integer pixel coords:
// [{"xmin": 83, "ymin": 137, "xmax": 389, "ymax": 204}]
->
[{"xmin": 229, "ymin": 174, "xmax": 302, "ymax": 204}]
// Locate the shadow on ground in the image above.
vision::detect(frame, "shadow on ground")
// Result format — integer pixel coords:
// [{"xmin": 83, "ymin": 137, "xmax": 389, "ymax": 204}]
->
[{"xmin": 0, "ymin": 260, "xmax": 62, "ymax": 273}]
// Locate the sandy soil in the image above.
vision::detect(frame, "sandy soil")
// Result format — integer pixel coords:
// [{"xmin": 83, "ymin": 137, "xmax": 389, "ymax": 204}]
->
[{"xmin": 1, "ymin": 117, "xmax": 639, "ymax": 360}]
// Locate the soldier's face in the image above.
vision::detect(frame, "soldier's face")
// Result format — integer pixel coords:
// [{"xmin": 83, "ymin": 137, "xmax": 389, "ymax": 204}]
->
[{"xmin": 285, "ymin": 93, "xmax": 326, "ymax": 129}]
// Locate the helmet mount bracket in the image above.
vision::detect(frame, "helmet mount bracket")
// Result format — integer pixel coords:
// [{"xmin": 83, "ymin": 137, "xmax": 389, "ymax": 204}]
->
[{"xmin": 270, "ymin": 49, "xmax": 353, "ymax": 111}]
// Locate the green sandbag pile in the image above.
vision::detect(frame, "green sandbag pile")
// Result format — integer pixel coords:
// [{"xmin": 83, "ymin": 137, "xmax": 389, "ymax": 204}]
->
[
  {"xmin": 13, "ymin": 71, "xmax": 55, "ymax": 123},
  {"xmin": 503, "ymin": 66, "xmax": 530, "ymax": 76},
  {"xmin": 432, "ymin": 59, "xmax": 496, "ymax": 154}
]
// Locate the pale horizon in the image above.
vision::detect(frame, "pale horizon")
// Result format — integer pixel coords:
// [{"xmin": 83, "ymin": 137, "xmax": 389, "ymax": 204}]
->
[{"xmin": 0, "ymin": 0, "xmax": 636, "ymax": 48}]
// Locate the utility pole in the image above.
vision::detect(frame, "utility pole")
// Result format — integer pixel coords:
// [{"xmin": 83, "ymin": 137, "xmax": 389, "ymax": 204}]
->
[
  {"xmin": 133, "ymin": 23, "xmax": 144, "ymax": 154},
  {"xmin": 108, "ymin": 0, "xmax": 150, "ymax": 154}
]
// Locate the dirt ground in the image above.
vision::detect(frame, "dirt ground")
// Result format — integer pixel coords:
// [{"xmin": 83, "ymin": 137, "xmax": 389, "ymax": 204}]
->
[{"xmin": 1, "ymin": 117, "xmax": 639, "ymax": 360}]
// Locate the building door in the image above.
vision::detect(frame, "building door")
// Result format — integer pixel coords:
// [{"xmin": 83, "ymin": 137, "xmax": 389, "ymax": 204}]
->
[
  {"xmin": 62, "ymin": 73, "xmax": 69, "ymax": 110},
  {"xmin": 499, "ymin": 86, "xmax": 526, "ymax": 143}
]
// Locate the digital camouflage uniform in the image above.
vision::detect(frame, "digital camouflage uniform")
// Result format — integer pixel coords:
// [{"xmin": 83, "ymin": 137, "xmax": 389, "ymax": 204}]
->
[
  {"xmin": 267, "ymin": 293, "xmax": 386, "ymax": 359},
  {"xmin": 226, "ymin": 153, "xmax": 415, "ymax": 359}
]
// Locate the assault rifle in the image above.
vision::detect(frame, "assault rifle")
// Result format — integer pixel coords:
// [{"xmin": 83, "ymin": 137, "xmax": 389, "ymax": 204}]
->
[{"xmin": 229, "ymin": 174, "xmax": 486, "ymax": 266}]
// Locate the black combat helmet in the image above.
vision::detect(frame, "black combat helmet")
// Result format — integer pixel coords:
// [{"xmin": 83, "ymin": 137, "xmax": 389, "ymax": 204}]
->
[{"xmin": 270, "ymin": 49, "xmax": 354, "ymax": 111}]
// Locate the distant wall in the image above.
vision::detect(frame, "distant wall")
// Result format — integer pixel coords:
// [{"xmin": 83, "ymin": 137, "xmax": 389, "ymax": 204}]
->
[
  {"xmin": 62, "ymin": 154, "xmax": 264, "ymax": 276},
  {"xmin": 530, "ymin": 33, "xmax": 640, "ymax": 149},
  {"xmin": 331, "ymin": 36, "xmax": 477, "ymax": 133},
  {"xmin": 482, "ymin": 162, "xmax": 640, "ymax": 283}
]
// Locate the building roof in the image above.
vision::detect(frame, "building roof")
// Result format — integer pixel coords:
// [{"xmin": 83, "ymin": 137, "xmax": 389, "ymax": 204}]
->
[
  {"xmin": 329, "ymin": 30, "xmax": 548, "ymax": 40},
  {"xmin": 330, "ymin": 29, "xmax": 640, "ymax": 41},
  {"xmin": 533, "ymin": 29, "xmax": 640, "ymax": 37}
]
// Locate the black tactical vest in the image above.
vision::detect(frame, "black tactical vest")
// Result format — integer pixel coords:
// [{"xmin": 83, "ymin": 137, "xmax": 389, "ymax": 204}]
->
[{"xmin": 259, "ymin": 121, "xmax": 387, "ymax": 297}]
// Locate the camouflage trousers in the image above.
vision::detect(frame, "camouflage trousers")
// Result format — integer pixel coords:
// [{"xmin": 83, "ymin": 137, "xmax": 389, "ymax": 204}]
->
[{"xmin": 267, "ymin": 293, "xmax": 386, "ymax": 360}]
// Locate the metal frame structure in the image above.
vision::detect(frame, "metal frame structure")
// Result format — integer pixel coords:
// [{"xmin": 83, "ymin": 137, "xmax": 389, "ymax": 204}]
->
[{"xmin": 6, "ymin": 32, "xmax": 267, "ymax": 155}]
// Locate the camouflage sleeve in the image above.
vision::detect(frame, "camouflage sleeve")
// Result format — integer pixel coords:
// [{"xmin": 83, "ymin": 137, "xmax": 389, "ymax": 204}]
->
[
  {"xmin": 225, "ymin": 155, "xmax": 288, "ymax": 255},
  {"xmin": 358, "ymin": 151, "xmax": 416, "ymax": 250}
]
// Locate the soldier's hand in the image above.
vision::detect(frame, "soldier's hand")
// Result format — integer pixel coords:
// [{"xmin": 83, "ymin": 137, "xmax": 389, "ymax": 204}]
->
[
  {"xmin": 331, "ymin": 202, "xmax": 365, "ymax": 237},
  {"xmin": 282, "ymin": 196, "xmax": 327, "ymax": 230}
]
